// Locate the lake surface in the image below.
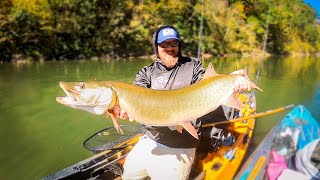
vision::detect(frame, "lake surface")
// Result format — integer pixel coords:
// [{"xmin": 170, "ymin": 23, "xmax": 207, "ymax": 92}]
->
[{"xmin": 0, "ymin": 57, "xmax": 319, "ymax": 180}]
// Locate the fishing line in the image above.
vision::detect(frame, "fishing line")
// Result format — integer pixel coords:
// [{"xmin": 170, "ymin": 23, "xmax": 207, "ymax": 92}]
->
[{"xmin": 197, "ymin": 0, "xmax": 204, "ymax": 60}]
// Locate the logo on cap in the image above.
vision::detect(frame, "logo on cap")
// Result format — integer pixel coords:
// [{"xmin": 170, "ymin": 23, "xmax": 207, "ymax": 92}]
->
[{"xmin": 162, "ymin": 28, "xmax": 175, "ymax": 36}]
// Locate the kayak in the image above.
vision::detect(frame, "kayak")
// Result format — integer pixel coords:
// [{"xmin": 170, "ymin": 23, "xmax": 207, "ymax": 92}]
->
[
  {"xmin": 235, "ymin": 105, "xmax": 320, "ymax": 180},
  {"xmin": 196, "ymin": 93, "xmax": 256, "ymax": 180},
  {"xmin": 42, "ymin": 93, "xmax": 257, "ymax": 180}
]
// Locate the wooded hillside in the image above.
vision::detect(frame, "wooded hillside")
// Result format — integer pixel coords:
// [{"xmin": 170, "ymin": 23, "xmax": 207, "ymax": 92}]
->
[{"xmin": 0, "ymin": 0, "xmax": 319, "ymax": 61}]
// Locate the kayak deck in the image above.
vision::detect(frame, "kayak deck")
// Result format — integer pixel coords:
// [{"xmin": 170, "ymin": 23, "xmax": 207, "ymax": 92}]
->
[{"xmin": 192, "ymin": 93, "xmax": 256, "ymax": 179}]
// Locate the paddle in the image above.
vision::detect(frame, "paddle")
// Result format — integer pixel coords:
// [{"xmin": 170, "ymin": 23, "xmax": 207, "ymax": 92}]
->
[{"xmin": 202, "ymin": 104, "xmax": 295, "ymax": 128}]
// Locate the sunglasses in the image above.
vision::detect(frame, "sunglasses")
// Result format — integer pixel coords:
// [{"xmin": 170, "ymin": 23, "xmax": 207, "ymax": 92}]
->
[{"xmin": 158, "ymin": 41, "xmax": 179, "ymax": 48}]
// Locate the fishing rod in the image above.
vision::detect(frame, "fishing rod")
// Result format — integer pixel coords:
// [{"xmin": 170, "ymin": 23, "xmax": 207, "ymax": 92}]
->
[
  {"xmin": 246, "ymin": 1, "xmax": 272, "ymax": 113},
  {"xmin": 254, "ymin": 2, "xmax": 271, "ymax": 85},
  {"xmin": 202, "ymin": 104, "xmax": 294, "ymax": 127}
]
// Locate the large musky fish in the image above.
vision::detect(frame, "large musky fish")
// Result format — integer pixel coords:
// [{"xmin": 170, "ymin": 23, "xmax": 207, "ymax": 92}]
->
[{"xmin": 56, "ymin": 64, "xmax": 262, "ymax": 139}]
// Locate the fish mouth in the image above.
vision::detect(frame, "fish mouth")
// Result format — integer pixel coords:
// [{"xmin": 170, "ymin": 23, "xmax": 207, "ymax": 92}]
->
[
  {"xmin": 56, "ymin": 82, "xmax": 80, "ymax": 105},
  {"xmin": 56, "ymin": 81, "xmax": 113, "ymax": 115}
]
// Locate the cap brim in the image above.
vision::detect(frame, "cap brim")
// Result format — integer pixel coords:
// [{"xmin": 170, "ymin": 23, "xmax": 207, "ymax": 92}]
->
[{"xmin": 157, "ymin": 37, "xmax": 180, "ymax": 43}]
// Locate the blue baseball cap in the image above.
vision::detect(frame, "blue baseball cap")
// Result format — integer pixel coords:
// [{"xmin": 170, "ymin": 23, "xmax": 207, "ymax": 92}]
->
[{"xmin": 157, "ymin": 27, "xmax": 180, "ymax": 43}]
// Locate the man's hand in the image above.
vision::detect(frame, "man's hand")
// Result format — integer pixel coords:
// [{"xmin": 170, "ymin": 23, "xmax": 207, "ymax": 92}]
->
[{"xmin": 231, "ymin": 69, "xmax": 252, "ymax": 92}]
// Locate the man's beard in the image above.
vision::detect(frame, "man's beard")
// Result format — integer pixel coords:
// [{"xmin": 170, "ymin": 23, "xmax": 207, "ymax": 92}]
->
[{"xmin": 163, "ymin": 54, "xmax": 178, "ymax": 68}]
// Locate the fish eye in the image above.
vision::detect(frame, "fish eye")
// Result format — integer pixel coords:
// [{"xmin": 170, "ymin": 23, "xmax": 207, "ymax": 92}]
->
[{"xmin": 80, "ymin": 83, "xmax": 85, "ymax": 89}]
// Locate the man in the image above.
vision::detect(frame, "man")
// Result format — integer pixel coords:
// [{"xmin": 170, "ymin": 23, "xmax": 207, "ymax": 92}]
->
[{"xmin": 118, "ymin": 25, "xmax": 251, "ymax": 180}]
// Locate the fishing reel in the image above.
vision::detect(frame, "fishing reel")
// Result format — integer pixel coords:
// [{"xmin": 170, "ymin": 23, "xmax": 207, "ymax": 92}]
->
[
  {"xmin": 209, "ymin": 127, "xmax": 224, "ymax": 152},
  {"xmin": 200, "ymin": 126, "xmax": 235, "ymax": 152}
]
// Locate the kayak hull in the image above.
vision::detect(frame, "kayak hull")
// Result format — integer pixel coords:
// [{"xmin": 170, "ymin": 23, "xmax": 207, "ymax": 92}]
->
[{"xmin": 235, "ymin": 105, "xmax": 320, "ymax": 180}]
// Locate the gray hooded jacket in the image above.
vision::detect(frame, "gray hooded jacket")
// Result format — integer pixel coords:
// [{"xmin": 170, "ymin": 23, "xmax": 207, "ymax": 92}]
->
[{"xmin": 133, "ymin": 26, "xmax": 204, "ymax": 148}]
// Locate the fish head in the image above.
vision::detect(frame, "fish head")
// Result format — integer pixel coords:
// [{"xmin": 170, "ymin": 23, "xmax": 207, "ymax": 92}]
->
[{"xmin": 56, "ymin": 82, "xmax": 115, "ymax": 115}]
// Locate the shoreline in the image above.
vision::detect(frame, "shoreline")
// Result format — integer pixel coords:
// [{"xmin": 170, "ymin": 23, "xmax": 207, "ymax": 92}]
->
[{"xmin": 2, "ymin": 52, "xmax": 320, "ymax": 64}]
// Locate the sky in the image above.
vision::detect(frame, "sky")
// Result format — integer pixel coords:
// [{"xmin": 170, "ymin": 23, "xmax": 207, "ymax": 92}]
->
[{"xmin": 304, "ymin": 0, "xmax": 320, "ymax": 16}]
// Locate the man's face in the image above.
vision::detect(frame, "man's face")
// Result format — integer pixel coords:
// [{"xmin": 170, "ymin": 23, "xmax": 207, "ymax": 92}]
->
[{"xmin": 157, "ymin": 39, "xmax": 179, "ymax": 68}]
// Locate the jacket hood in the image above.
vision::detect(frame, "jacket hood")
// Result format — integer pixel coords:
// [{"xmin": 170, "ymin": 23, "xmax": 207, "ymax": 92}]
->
[{"xmin": 152, "ymin": 25, "xmax": 182, "ymax": 58}]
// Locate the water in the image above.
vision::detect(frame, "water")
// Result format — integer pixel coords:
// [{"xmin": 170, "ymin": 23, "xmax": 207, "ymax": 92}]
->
[{"xmin": 0, "ymin": 57, "xmax": 319, "ymax": 180}]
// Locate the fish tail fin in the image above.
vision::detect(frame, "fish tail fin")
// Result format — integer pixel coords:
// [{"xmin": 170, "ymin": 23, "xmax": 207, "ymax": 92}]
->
[
  {"xmin": 239, "ymin": 69, "xmax": 263, "ymax": 92},
  {"xmin": 249, "ymin": 81, "xmax": 263, "ymax": 92},
  {"xmin": 181, "ymin": 123, "xmax": 199, "ymax": 139}
]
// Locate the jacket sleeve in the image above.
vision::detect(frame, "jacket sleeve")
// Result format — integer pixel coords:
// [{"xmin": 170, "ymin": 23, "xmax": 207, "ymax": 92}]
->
[
  {"xmin": 133, "ymin": 66, "xmax": 151, "ymax": 88},
  {"xmin": 192, "ymin": 59, "xmax": 205, "ymax": 84}
]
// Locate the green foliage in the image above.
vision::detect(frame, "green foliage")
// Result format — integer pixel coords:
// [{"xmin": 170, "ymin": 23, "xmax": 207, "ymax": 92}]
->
[{"xmin": 0, "ymin": 0, "xmax": 320, "ymax": 61}]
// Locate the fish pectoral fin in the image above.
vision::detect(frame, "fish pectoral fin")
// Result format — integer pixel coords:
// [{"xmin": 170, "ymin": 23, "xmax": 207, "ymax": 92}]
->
[
  {"xmin": 181, "ymin": 123, "xmax": 199, "ymax": 139},
  {"xmin": 203, "ymin": 63, "xmax": 219, "ymax": 79},
  {"xmin": 107, "ymin": 112, "xmax": 124, "ymax": 135},
  {"xmin": 224, "ymin": 93, "xmax": 243, "ymax": 110},
  {"xmin": 176, "ymin": 125, "xmax": 183, "ymax": 133}
]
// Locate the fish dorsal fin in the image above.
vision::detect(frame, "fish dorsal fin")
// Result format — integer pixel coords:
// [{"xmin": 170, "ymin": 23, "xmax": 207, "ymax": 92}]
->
[
  {"xmin": 224, "ymin": 93, "xmax": 243, "ymax": 110},
  {"xmin": 203, "ymin": 63, "xmax": 218, "ymax": 79}
]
